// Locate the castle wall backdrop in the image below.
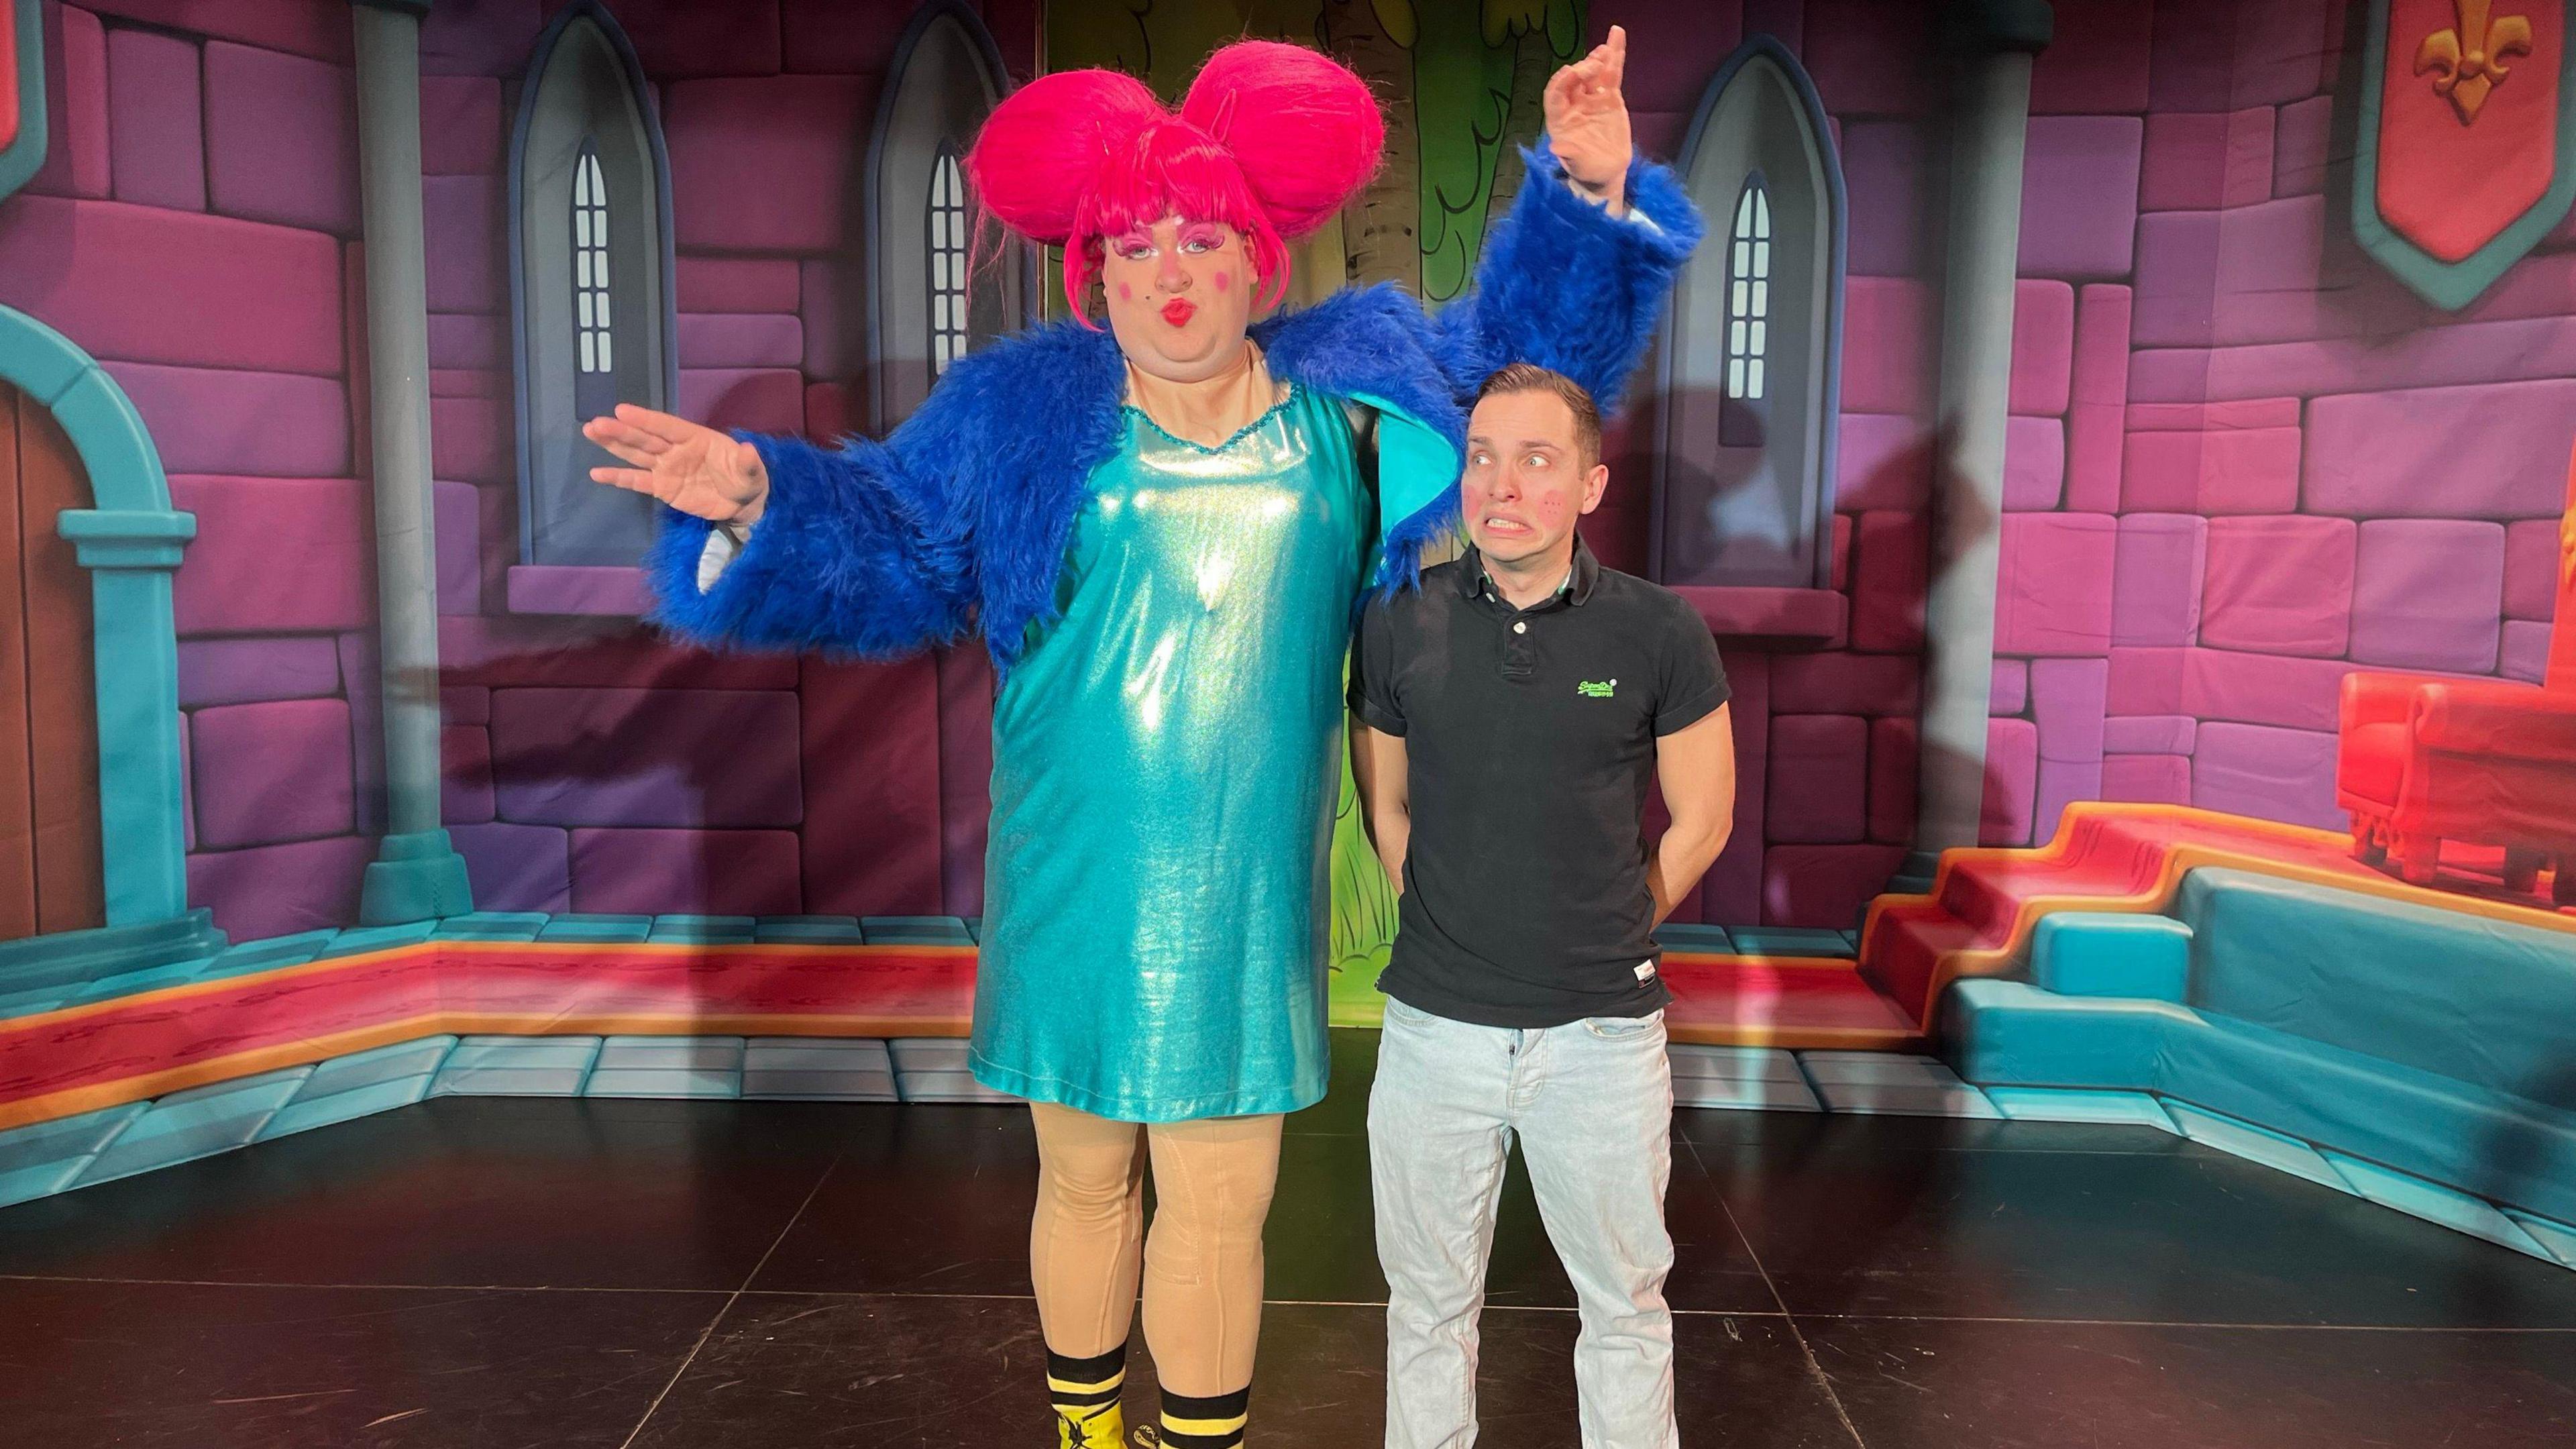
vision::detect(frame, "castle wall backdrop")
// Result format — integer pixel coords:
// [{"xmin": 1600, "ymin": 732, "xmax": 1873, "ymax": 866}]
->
[{"xmin": 0, "ymin": 0, "xmax": 2564, "ymax": 951}]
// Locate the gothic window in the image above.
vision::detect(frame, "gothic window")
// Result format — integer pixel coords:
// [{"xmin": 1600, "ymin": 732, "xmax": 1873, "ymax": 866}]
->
[
  {"xmin": 865, "ymin": 0, "xmax": 1022, "ymax": 428},
  {"xmin": 508, "ymin": 1, "xmax": 675, "ymax": 573},
  {"xmin": 1723, "ymin": 174, "xmax": 1772, "ymax": 449},
  {"xmin": 1652, "ymin": 38, "xmax": 1845, "ymax": 591},
  {"xmin": 928, "ymin": 146, "xmax": 971, "ymax": 376}
]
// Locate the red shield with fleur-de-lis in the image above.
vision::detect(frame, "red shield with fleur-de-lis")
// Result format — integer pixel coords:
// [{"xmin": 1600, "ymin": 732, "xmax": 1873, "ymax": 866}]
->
[{"xmin": 2357, "ymin": 0, "xmax": 2576, "ymax": 307}]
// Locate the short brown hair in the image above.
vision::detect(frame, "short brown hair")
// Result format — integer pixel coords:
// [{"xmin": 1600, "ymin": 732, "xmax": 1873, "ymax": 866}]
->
[{"xmin": 1473, "ymin": 363, "xmax": 1603, "ymax": 469}]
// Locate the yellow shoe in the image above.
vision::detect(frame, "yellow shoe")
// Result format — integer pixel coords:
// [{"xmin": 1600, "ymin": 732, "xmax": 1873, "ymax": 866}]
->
[{"xmin": 1056, "ymin": 1400, "xmax": 1125, "ymax": 1449}]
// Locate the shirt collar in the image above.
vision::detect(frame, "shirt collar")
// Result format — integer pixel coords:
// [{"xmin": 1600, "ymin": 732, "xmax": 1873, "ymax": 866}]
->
[{"xmin": 1459, "ymin": 533, "xmax": 1601, "ymax": 608}]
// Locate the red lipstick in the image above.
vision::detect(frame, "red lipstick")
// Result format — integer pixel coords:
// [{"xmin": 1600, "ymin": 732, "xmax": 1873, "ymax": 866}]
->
[{"xmin": 1161, "ymin": 299, "xmax": 1197, "ymax": 327}]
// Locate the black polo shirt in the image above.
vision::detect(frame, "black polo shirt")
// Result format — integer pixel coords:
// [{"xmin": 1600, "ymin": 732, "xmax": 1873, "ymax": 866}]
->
[{"xmin": 1349, "ymin": 536, "xmax": 1729, "ymax": 1028}]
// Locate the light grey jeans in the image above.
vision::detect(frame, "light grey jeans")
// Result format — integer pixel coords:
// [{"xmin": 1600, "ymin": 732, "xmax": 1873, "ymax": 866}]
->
[{"xmin": 1368, "ymin": 995, "xmax": 1678, "ymax": 1448}]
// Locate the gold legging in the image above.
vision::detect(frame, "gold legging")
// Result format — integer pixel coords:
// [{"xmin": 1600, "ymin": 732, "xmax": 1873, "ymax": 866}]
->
[{"xmin": 1028, "ymin": 1102, "xmax": 1285, "ymax": 1397}]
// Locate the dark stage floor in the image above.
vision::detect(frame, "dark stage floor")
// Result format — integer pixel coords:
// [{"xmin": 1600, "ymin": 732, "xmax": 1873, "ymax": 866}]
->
[{"xmin": 3, "ymin": 1030, "xmax": 2573, "ymax": 1448}]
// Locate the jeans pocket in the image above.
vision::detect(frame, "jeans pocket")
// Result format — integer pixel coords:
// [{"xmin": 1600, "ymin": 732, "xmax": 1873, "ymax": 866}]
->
[{"xmin": 1581, "ymin": 1010, "xmax": 1666, "ymax": 1041}]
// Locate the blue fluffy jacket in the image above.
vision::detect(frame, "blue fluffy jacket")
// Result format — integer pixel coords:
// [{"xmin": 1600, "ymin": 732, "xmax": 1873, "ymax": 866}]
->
[{"xmin": 644, "ymin": 148, "xmax": 1702, "ymax": 669}]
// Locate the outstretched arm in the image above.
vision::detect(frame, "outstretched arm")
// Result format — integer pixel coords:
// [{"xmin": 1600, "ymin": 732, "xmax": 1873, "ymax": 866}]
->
[
  {"xmin": 1433, "ymin": 26, "xmax": 1703, "ymax": 411},
  {"xmin": 590, "ymin": 400, "xmax": 976, "ymax": 659}
]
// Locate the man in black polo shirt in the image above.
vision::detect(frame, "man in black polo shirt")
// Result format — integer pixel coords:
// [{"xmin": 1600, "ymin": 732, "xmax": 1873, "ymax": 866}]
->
[{"xmin": 1350, "ymin": 363, "xmax": 1735, "ymax": 1447}]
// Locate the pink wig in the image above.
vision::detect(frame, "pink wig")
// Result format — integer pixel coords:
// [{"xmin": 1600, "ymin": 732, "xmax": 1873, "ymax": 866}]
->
[{"xmin": 965, "ymin": 41, "xmax": 1385, "ymax": 325}]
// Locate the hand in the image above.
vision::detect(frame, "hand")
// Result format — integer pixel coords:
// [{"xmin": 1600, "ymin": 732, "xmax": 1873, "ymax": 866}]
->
[
  {"xmin": 583, "ymin": 404, "xmax": 771, "ymax": 527},
  {"xmin": 1545, "ymin": 25, "xmax": 1633, "ymax": 216}
]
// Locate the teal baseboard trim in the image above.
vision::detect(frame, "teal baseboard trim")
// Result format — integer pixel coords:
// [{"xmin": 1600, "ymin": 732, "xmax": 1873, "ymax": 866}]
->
[
  {"xmin": 358, "ymin": 830, "xmax": 476, "ymax": 924},
  {"xmin": 0, "ymin": 910, "xmax": 225, "ymax": 996}
]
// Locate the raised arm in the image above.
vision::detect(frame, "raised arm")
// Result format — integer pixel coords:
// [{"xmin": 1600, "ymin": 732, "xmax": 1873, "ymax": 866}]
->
[
  {"xmin": 590, "ymin": 389, "xmax": 977, "ymax": 659},
  {"xmin": 1432, "ymin": 26, "xmax": 1703, "ymax": 411}
]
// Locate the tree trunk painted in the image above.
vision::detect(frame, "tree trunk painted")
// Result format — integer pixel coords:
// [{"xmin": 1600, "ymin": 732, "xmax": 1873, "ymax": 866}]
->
[{"xmin": 1323, "ymin": 0, "xmax": 1422, "ymax": 294}]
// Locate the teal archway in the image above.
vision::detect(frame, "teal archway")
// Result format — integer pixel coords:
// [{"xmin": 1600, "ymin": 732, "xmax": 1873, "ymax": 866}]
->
[{"xmin": 0, "ymin": 305, "xmax": 222, "ymax": 983}]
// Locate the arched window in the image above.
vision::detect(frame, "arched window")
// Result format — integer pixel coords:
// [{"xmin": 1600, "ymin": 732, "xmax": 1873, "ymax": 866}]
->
[
  {"xmin": 507, "ymin": 1, "xmax": 674, "ymax": 572},
  {"xmin": 1652, "ymin": 38, "xmax": 1845, "ymax": 591},
  {"xmin": 866, "ymin": 0, "xmax": 1022, "ymax": 428},
  {"xmin": 1723, "ymin": 174, "xmax": 1772, "ymax": 448},
  {"xmin": 928, "ymin": 146, "xmax": 971, "ymax": 376}
]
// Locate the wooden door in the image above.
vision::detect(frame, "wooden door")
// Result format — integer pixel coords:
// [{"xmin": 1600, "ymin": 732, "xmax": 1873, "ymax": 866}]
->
[{"xmin": 0, "ymin": 380, "xmax": 103, "ymax": 940}]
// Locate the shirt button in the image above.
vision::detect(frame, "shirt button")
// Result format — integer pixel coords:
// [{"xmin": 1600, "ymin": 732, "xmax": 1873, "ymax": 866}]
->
[{"xmin": 1513, "ymin": 621, "xmax": 1527, "ymax": 635}]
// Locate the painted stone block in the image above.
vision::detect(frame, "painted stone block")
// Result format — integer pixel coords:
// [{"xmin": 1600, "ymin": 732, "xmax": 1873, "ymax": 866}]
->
[
  {"xmin": 1991, "ymin": 658, "xmax": 2027, "ymax": 716},
  {"xmin": 2030, "ymin": 657, "xmax": 2110, "ymax": 763},
  {"xmin": 429, "ymin": 312, "xmax": 506, "ymax": 372},
  {"xmin": 76, "ymin": 1067, "xmax": 311, "ymax": 1187},
  {"xmin": 490, "ymin": 686, "xmax": 802, "ymax": 828},
  {"xmin": 2130, "ymin": 315, "xmax": 2576, "ymax": 405},
  {"xmin": 186, "ymin": 834, "xmax": 372, "ymax": 943},
  {"xmin": 29, "ymin": 1, "xmax": 107, "ymax": 199},
  {"xmin": 429, "ymin": 395, "xmax": 513, "ymax": 485},
  {"xmin": 2107, "ymin": 645, "xmax": 2187, "ymax": 716},
  {"xmin": 1850, "ymin": 510, "xmax": 1927, "ymax": 653},
  {"xmin": 2018, "ymin": 116, "xmax": 2141, "ymax": 279},
  {"xmin": 1760, "ymin": 843, "xmax": 1910, "ymax": 929},
  {"xmin": 0, "ymin": 1104, "xmax": 145, "ymax": 1206},
  {"xmin": 437, "ymin": 615, "xmax": 800, "ymax": 691},
  {"xmin": 1994, "ymin": 514, "xmax": 2117, "ymax": 657},
  {"xmin": 83, "ymin": 0, "xmax": 352, "ymax": 62},
  {"xmin": 2100, "ymin": 753, "xmax": 2191, "ymax": 805},
  {"xmin": 665, "ymin": 76, "xmax": 873, "ymax": 252},
  {"xmin": 2149, "ymin": 0, "xmax": 2331, "ymax": 111},
  {"xmin": 2010, "ymin": 280, "xmax": 2074, "ymax": 417},
  {"xmin": 1982, "ymin": 716, "xmax": 2039, "ymax": 846},
  {"xmin": 203, "ymin": 41, "xmax": 358, "ymax": 234},
  {"xmin": 2003, "ymin": 416, "xmax": 2064, "ymax": 511},
  {"xmin": 441, "ymin": 724, "xmax": 495, "ymax": 825},
  {"xmin": 420, "ymin": 0, "xmax": 542, "ymax": 76},
  {"xmin": 806, "ymin": 381, "xmax": 854, "ymax": 445},
  {"xmin": 2033, "ymin": 756, "xmax": 2102, "ymax": 845},
  {"xmin": 2112, "ymin": 513, "xmax": 2207, "ymax": 648},
  {"xmin": 2133, "ymin": 198, "xmax": 2330, "ymax": 348},
  {"xmin": 176, "ymin": 637, "xmax": 340, "ymax": 708},
  {"xmin": 341, "ymin": 631, "xmax": 384, "ymax": 835},
  {"xmin": 419, "ymin": 76, "xmax": 503, "ymax": 176},
  {"xmin": 2065, "ymin": 284, "xmax": 2130, "ymax": 514},
  {"xmin": 449, "ymin": 821, "xmax": 572, "ymax": 914},
  {"xmin": 191, "ymin": 698, "xmax": 354, "ymax": 848},
  {"xmin": 2129, "ymin": 397, "xmax": 2302, "ymax": 431},
  {"xmin": 2188, "ymin": 647, "xmax": 2352, "ymax": 731},
  {"xmin": 1839, "ymin": 277, "xmax": 1931, "ymax": 416},
  {"xmin": 800, "ymin": 655, "xmax": 944, "ymax": 916},
  {"xmin": 422, "ymin": 174, "xmax": 504, "ymax": 313},
  {"xmin": 2306, "ymin": 380, "xmax": 2576, "ymax": 520},
  {"xmin": 1766, "ymin": 715, "xmax": 1868, "ymax": 845},
  {"xmin": 800, "ymin": 256, "xmax": 858, "ymax": 380},
  {"xmin": 2502, "ymin": 620, "xmax": 2552, "ymax": 683},
  {"xmin": 106, "ymin": 27, "xmax": 205, "ymax": 211},
  {"xmin": 2349, "ymin": 519, "xmax": 2505, "ymax": 672},
  {"xmin": 108, "ymin": 364, "xmax": 350, "ymax": 478},
  {"xmin": 2273, "ymin": 95, "xmax": 2333, "ymax": 198},
  {"xmin": 679, "ymin": 368, "xmax": 806, "ymax": 435},
  {"xmin": 443, "ymin": 685, "xmax": 492, "ymax": 727},
  {"xmin": 2192, "ymin": 722, "xmax": 2341, "ymax": 828},
  {"xmin": 432, "ymin": 1036, "xmax": 600, "ymax": 1097},
  {"xmin": 2028, "ymin": 0, "xmax": 2152, "ymax": 113},
  {"xmin": 2121, "ymin": 424, "xmax": 2302, "ymax": 515},
  {"xmin": 433, "ymin": 479, "xmax": 482, "ymax": 616},
  {"xmin": 2200, "ymin": 515, "xmax": 2355, "ymax": 657},
  {"xmin": 2139, "ymin": 107, "xmax": 2275, "ymax": 212},
  {"xmin": 1841, "ymin": 120, "xmax": 1931, "ymax": 278},
  {"xmin": 677, "ymin": 313, "xmax": 804, "ymax": 371},
  {"xmin": 1835, "ymin": 413, "xmax": 1931, "ymax": 514},
  {"xmin": 599, "ymin": 0, "xmax": 784, "ymax": 76},
  {"xmin": 2504, "ymin": 520, "xmax": 2565, "ymax": 621},
  {"xmin": 2103, "ymin": 714, "xmax": 2197, "ymax": 755},
  {"xmin": 569, "ymin": 828, "xmax": 802, "ymax": 916},
  {"xmin": 678, "ymin": 255, "xmax": 802, "ymax": 313},
  {"xmin": 0, "ymin": 197, "xmax": 343, "ymax": 372},
  {"xmin": 1831, "ymin": 513, "xmax": 1853, "ymax": 591},
  {"xmin": 1770, "ymin": 653, "xmax": 1919, "ymax": 717},
  {"xmin": 1803, "ymin": 0, "xmax": 1937, "ymax": 116},
  {"xmin": 170, "ymin": 476, "xmax": 373, "ymax": 635},
  {"xmin": 1867, "ymin": 716, "xmax": 1916, "ymax": 844}
]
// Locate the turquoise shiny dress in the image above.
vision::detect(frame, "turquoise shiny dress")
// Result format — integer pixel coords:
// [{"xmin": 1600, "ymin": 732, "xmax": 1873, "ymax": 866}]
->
[{"xmin": 968, "ymin": 385, "xmax": 1368, "ymax": 1122}]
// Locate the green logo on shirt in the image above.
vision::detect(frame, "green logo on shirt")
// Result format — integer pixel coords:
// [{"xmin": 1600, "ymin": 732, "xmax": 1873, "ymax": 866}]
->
[{"xmin": 1576, "ymin": 679, "xmax": 1616, "ymax": 698}]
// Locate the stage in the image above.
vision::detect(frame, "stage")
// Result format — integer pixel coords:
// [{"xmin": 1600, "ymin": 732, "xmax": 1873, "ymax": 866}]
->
[{"xmin": 2, "ymin": 1028, "xmax": 2571, "ymax": 1448}]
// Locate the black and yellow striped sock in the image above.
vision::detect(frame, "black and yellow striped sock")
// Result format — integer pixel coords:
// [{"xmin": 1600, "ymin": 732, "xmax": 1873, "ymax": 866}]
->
[
  {"xmin": 1046, "ymin": 1346, "xmax": 1126, "ymax": 1442},
  {"xmin": 1158, "ymin": 1386, "xmax": 1250, "ymax": 1449}
]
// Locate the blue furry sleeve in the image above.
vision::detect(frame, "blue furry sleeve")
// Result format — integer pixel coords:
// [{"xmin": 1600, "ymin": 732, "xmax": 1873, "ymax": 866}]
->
[
  {"xmin": 1433, "ymin": 142, "xmax": 1704, "ymax": 415},
  {"xmin": 641, "ymin": 420, "xmax": 975, "ymax": 660}
]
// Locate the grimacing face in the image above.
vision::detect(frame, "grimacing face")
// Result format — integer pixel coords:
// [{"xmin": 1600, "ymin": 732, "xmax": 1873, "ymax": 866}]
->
[
  {"xmin": 1461, "ymin": 388, "xmax": 1609, "ymax": 570},
  {"xmin": 1097, "ymin": 217, "xmax": 1258, "ymax": 382}
]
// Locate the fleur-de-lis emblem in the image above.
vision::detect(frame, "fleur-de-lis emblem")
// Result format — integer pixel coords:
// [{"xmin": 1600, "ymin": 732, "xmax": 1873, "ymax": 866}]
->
[{"xmin": 2417, "ymin": 0, "xmax": 2534, "ymax": 124}]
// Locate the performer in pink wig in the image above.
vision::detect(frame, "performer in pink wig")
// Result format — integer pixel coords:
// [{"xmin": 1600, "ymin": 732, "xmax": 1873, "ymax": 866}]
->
[{"xmin": 585, "ymin": 30, "xmax": 1696, "ymax": 1446}]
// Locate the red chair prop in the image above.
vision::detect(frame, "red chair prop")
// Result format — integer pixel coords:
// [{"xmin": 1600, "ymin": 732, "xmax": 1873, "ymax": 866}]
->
[{"xmin": 2338, "ymin": 455, "xmax": 2576, "ymax": 904}]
